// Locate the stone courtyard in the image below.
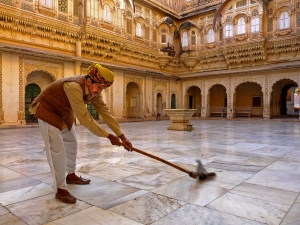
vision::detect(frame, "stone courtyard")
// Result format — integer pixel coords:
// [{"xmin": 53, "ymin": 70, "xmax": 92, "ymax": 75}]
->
[{"xmin": 0, "ymin": 119, "xmax": 299, "ymax": 225}]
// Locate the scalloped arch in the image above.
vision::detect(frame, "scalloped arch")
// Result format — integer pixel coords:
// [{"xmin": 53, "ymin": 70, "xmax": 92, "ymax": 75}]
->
[
  {"xmin": 233, "ymin": 81, "xmax": 263, "ymax": 94},
  {"xmin": 185, "ymin": 84, "xmax": 201, "ymax": 93},
  {"xmin": 25, "ymin": 82, "xmax": 42, "ymax": 92},
  {"xmin": 26, "ymin": 70, "xmax": 56, "ymax": 81},
  {"xmin": 270, "ymin": 76, "xmax": 299, "ymax": 89},
  {"xmin": 207, "ymin": 83, "xmax": 228, "ymax": 93}
]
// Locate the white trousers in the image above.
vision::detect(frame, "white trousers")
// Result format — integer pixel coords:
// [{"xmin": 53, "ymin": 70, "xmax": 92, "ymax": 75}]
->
[{"xmin": 38, "ymin": 119, "xmax": 77, "ymax": 192}]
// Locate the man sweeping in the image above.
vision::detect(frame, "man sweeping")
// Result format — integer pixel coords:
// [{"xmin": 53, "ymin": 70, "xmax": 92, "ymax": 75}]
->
[{"xmin": 29, "ymin": 62, "xmax": 132, "ymax": 204}]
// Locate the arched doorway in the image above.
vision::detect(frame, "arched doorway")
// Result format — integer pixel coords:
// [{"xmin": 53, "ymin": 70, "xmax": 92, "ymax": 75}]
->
[
  {"xmin": 209, "ymin": 84, "xmax": 227, "ymax": 117},
  {"xmin": 126, "ymin": 82, "xmax": 141, "ymax": 118},
  {"xmin": 25, "ymin": 83, "xmax": 41, "ymax": 122},
  {"xmin": 234, "ymin": 82, "xmax": 263, "ymax": 117},
  {"xmin": 26, "ymin": 71, "xmax": 55, "ymax": 122},
  {"xmin": 271, "ymin": 79, "xmax": 298, "ymax": 118},
  {"xmin": 171, "ymin": 94, "xmax": 176, "ymax": 109},
  {"xmin": 156, "ymin": 93, "xmax": 163, "ymax": 116},
  {"xmin": 186, "ymin": 86, "xmax": 201, "ymax": 115},
  {"xmin": 87, "ymin": 102, "xmax": 99, "ymax": 120}
]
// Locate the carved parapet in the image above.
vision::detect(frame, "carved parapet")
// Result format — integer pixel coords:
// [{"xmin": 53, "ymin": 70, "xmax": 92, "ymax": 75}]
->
[{"xmin": 181, "ymin": 56, "xmax": 199, "ymax": 70}]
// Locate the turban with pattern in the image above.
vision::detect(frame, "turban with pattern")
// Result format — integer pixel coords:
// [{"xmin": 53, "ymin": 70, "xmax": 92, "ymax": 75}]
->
[{"xmin": 86, "ymin": 62, "xmax": 114, "ymax": 88}]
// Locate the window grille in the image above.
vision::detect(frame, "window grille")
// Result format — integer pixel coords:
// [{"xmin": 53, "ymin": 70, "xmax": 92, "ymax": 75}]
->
[{"xmin": 127, "ymin": 19, "xmax": 132, "ymax": 34}]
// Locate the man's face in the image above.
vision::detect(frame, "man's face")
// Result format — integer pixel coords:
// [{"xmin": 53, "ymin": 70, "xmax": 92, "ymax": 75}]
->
[{"xmin": 86, "ymin": 78, "xmax": 104, "ymax": 97}]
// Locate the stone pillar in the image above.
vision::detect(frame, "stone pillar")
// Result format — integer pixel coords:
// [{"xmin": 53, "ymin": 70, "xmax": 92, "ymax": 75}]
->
[
  {"xmin": 74, "ymin": 60, "xmax": 81, "ymax": 75},
  {"xmin": 2, "ymin": 53, "xmax": 21, "ymax": 125},
  {"xmin": 227, "ymin": 80, "xmax": 233, "ymax": 119},
  {"xmin": 76, "ymin": 41, "xmax": 81, "ymax": 58},
  {"xmin": 263, "ymin": 75, "xmax": 270, "ymax": 119}
]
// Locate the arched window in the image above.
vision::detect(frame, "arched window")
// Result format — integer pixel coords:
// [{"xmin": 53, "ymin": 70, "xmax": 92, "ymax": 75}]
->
[
  {"xmin": 91, "ymin": 0, "xmax": 99, "ymax": 20},
  {"xmin": 207, "ymin": 29, "xmax": 215, "ymax": 43},
  {"xmin": 182, "ymin": 31, "xmax": 188, "ymax": 47},
  {"xmin": 279, "ymin": 11, "xmax": 290, "ymax": 29},
  {"xmin": 251, "ymin": 17, "xmax": 259, "ymax": 33},
  {"xmin": 191, "ymin": 31, "xmax": 196, "ymax": 45},
  {"xmin": 237, "ymin": 17, "xmax": 246, "ymax": 34},
  {"xmin": 225, "ymin": 24, "xmax": 233, "ymax": 38},
  {"xmin": 161, "ymin": 28, "xmax": 167, "ymax": 43},
  {"xmin": 41, "ymin": 0, "xmax": 52, "ymax": 8},
  {"xmin": 136, "ymin": 22, "xmax": 142, "ymax": 37},
  {"xmin": 103, "ymin": 4, "xmax": 112, "ymax": 23}
]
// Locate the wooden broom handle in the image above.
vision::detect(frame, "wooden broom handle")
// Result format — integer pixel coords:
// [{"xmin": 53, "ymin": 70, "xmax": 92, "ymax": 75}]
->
[{"xmin": 119, "ymin": 142, "xmax": 191, "ymax": 175}]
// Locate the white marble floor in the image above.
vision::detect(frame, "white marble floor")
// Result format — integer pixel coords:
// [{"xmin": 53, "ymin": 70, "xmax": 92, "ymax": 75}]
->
[{"xmin": 0, "ymin": 119, "xmax": 300, "ymax": 225}]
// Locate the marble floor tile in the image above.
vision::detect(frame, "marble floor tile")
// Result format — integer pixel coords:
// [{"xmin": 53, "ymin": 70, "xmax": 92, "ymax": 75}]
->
[
  {"xmin": 152, "ymin": 203, "xmax": 263, "ymax": 225},
  {"xmin": 241, "ymin": 156, "xmax": 278, "ymax": 167},
  {"xmin": 0, "ymin": 183, "xmax": 53, "ymax": 206},
  {"xmin": 209, "ymin": 154, "xmax": 248, "ymax": 163},
  {"xmin": 281, "ymin": 151, "xmax": 300, "ymax": 163},
  {"xmin": 196, "ymin": 167, "xmax": 255, "ymax": 189},
  {"xmin": 110, "ymin": 192, "xmax": 186, "ymax": 224},
  {"xmin": 206, "ymin": 161, "xmax": 264, "ymax": 173},
  {"xmin": 7, "ymin": 161, "xmax": 51, "ymax": 176},
  {"xmin": 207, "ymin": 192, "xmax": 290, "ymax": 225},
  {"xmin": 0, "ymin": 213, "xmax": 27, "ymax": 225},
  {"xmin": 115, "ymin": 168, "xmax": 185, "ymax": 190},
  {"xmin": 0, "ymin": 204, "xmax": 9, "ymax": 215},
  {"xmin": 265, "ymin": 160, "xmax": 300, "ymax": 174},
  {"xmin": 246, "ymin": 169, "xmax": 300, "ymax": 192},
  {"xmin": 31, "ymin": 172, "xmax": 54, "ymax": 186},
  {"xmin": 87, "ymin": 164, "xmax": 146, "ymax": 181},
  {"xmin": 66, "ymin": 175, "xmax": 141, "ymax": 209},
  {"xmin": 46, "ymin": 206, "xmax": 143, "ymax": 225},
  {"xmin": 0, "ymin": 166, "xmax": 24, "ymax": 182},
  {"xmin": 0, "ymin": 120, "xmax": 300, "ymax": 224},
  {"xmin": 6, "ymin": 194, "xmax": 91, "ymax": 225},
  {"xmin": 230, "ymin": 183, "xmax": 298, "ymax": 206},
  {"xmin": 0, "ymin": 176, "xmax": 41, "ymax": 193},
  {"xmin": 280, "ymin": 199, "xmax": 300, "ymax": 225},
  {"xmin": 152, "ymin": 176, "xmax": 229, "ymax": 206},
  {"xmin": 101, "ymin": 190, "xmax": 148, "ymax": 210}
]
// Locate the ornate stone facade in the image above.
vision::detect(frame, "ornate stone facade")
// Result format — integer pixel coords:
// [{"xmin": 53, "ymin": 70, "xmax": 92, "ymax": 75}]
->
[{"xmin": 0, "ymin": 0, "xmax": 299, "ymax": 125}]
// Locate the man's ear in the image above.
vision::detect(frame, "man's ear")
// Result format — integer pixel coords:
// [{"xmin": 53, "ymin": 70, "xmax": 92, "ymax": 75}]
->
[{"xmin": 86, "ymin": 77, "xmax": 91, "ymax": 85}]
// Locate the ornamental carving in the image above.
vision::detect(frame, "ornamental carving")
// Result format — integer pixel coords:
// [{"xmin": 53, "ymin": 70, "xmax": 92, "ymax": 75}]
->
[
  {"xmin": 18, "ymin": 56, "xmax": 25, "ymax": 123},
  {"xmin": 269, "ymin": 73, "xmax": 299, "ymax": 88},
  {"xmin": 206, "ymin": 80, "xmax": 229, "ymax": 93},
  {"xmin": 232, "ymin": 76, "xmax": 264, "ymax": 93}
]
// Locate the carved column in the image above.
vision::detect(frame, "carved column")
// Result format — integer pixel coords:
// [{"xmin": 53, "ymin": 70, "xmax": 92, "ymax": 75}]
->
[
  {"xmin": 75, "ymin": 60, "xmax": 81, "ymax": 75},
  {"xmin": 85, "ymin": 0, "xmax": 91, "ymax": 24},
  {"xmin": 227, "ymin": 76, "xmax": 233, "ymax": 118},
  {"xmin": 263, "ymin": 74, "xmax": 270, "ymax": 119},
  {"xmin": 201, "ymin": 81, "xmax": 207, "ymax": 118},
  {"xmin": 0, "ymin": 54, "xmax": 3, "ymax": 124},
  {"xmin": 18, "ymin": 56, "xmax": 25, "ymax": 124}
]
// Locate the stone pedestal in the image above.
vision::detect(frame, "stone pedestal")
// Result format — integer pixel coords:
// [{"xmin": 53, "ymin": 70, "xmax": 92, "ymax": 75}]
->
[{"xmin": 164, "ymin": 109, "xmax": 197, "ymax": 131}]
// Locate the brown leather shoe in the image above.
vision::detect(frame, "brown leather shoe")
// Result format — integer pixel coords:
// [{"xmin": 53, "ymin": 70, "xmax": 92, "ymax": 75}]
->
[
  {"xmin": 66, "ymin": 175, "xmax": 91, "ymax": 185},
  {"xmin": 55, "ymin": 190, "xmax": 77, "ymax": 204}
]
